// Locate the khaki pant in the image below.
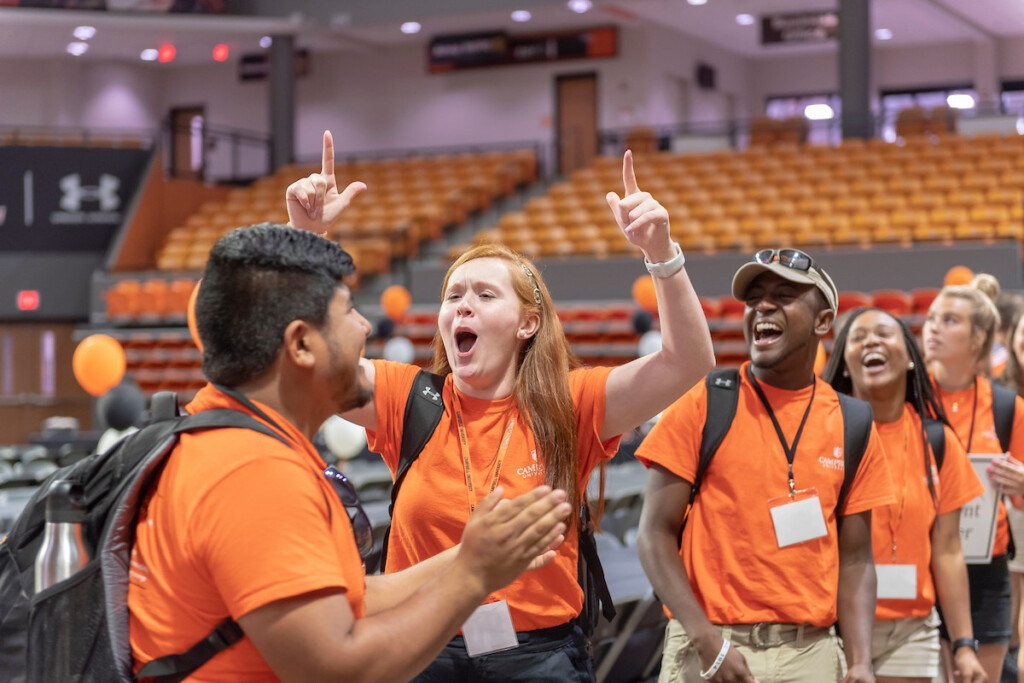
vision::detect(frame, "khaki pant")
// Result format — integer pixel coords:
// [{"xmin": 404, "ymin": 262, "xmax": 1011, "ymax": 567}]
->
[{"xmin": 659, "ymin": 619, "xmax": 845, "ymax": 683}]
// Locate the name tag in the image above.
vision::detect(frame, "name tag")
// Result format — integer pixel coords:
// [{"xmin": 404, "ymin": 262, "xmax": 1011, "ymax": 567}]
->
[
  {"xmin": 769, "ymin": 492, "xmax": 828, "ymax": 548},
  {"xmin": 462, "ymin": 600, "xmax": 519, "ymax": 657},
  {"xmin": 876, "ymin": 564, "xmax": 917, "ymax": 600}
]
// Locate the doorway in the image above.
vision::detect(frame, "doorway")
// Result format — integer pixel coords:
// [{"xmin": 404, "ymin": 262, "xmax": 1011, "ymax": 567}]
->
[
  {"xmin": 169, "ymin": 106, "xmax": 206, "ymax": 181},
  {"xmin": 556, "ymin": 74, "xmax": 598, "ymax": 177}
]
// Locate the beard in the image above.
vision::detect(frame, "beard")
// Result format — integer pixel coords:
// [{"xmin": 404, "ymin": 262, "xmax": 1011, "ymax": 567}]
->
[{"xmin": 326, "ymin": 336, "xmax": 373, "ymax": 412}]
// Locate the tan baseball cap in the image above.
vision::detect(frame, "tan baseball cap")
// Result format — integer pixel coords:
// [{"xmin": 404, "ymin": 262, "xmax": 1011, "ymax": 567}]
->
[{"xmin": 731, "ymin": 248, "xmax": 838, "ymax": 312}]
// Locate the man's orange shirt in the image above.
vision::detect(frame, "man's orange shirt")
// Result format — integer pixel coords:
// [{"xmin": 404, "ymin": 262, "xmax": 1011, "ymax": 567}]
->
[
  {"xmin": 635, "ymin": 362, "xmax": 896, "ymax": 627},
  {"xmin": 872, "ymin": 406, "xmax": 983, "ymax": 620},
  {"xmin": 933, "ymin": 375, "xmax": 1024, "ymax": 558},
  {"xmin": 367, "ymin": 359, "xmax": 619, "ymax": 632},
  {"xmin": 129, "ymin": 385, "xmax": 367, "ymax": 682}
]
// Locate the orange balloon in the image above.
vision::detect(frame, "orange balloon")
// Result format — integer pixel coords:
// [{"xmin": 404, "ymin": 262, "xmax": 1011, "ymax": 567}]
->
[
  {"xmin": 814, "ymin": 340, "xmax": 827, "ymax": 376},
  {"xmin": 944, "ymin": 265, "xmax": 974, "ymax": 287},
  {"xmin": 186, "ymin": 279, "xmax": 203, "ymax": 353},
  {"xmin": 381, "ymin": 284, "xmax": 412, "ymax": 322},
  {"xmin": 632, "ymin": 275, "xmax": 658, "ymax": 314},
  {"xmin": 72, "ymin": 334, "xmax": 126, "ymax": 397}
]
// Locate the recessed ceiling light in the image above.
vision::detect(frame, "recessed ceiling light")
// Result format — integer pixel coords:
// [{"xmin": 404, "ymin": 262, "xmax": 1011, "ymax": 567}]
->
[
  {"xmin": 568, "ymin": 0, "xmax": 592, "ymax": 13},
  {"xmin": 140, "ymin": 48, "xmax": 158, "ymax": 61},
  {"xmin": 511, "ymin": 10, "xmax": 532, "ymax": 22},
  {"xmin": 947, "ymin": 93, "xmax": 975, "ymax": 110},
  {"xmin": 736, "ymin": 13, "xmax": 755, "ymax": 26},
  {"xmin": 73, "ymin": 26, "xmax": 95, "ymax": 41},
  {"xmin": 401, "ymin": 21, "xmax": 421, "ymax": 34},
  {"xmin": 259, "ymin": 36, "xmax": 272, "ymax": 49},
  {"xmin": 804, "ymin": 103, "xmax": 835, "ymax": 120},
  {"xmin": 875, "ymin": 28, "xmax": 893, "ymax": 40},
  {"xmin": 687, "ymin": 0, "xmax": 707, "ymax": 5},
  {"xmin": 66, "ymin": 42, "xmax": 88, "ymax": 56}
]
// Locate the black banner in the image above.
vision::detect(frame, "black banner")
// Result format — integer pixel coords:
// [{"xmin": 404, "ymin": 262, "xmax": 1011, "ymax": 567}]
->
[
  {"xmin": 429, "ymin": 26, "xmax": 617, "ymax": 73},
  {"xmin": 761, "ymin": 11, "xmax": 838, "ymax": 45},
  {"xmin": 0, "ymin": 146, "xmax": 150, "ymax": 252}
]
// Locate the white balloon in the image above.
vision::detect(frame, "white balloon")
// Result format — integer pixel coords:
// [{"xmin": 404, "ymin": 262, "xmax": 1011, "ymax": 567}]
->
[
  {"xmin": 638, "ymin": 330, "xmax": 662, "ymax": 357},
  {"xmin": 322, "ymin": 415, "xmax": 367, "ymax": 460},
  {"xmin": 383, "ymin": 336, "xmax": 416, "ymax": 364}
]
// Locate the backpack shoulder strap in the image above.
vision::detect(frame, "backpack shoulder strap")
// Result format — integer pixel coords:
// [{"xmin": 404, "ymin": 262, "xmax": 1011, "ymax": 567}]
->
[
  {"xmin": 379, "ymin": 370, "xmax": 446, "ymax": 572},
  {"xmin": 693, "ymin": 369, "xmax": 741, "ymax": 505},
  {"xmin": 836, "ymin": 393, "xmax": 874, "ymax": 515},
  {"xmin": 135, "ymin": 619, "xmax": 243, "ymax": 683},
  {"xmin": 991, "ymin": 381, "xmax": 1017, "ymax": 454},
  {"xmin": 923, "ymin": 417, "xmax": 946, "ymax": 471},
  {"xmin": 576, "ymin": 503, "xmax": 616, "ymax": 628}
]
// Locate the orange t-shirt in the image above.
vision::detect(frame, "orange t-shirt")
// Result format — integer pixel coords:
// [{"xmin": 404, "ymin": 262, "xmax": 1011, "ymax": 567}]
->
[
  {"xmin": 872, "ymin": 405, "xmax": 984, "ymax": 620},
  {"xmin": 367, "ymin": 359, "xmax": 620, "ymax": 631},
  {"xmin": 129, "ymin": 385, "xmax": 367, "ymax": 682},
  {"xmin": 635, "ymin": 362, "xmax": 896, "ymax": 627},
  {"xmin": 933, "ymin": 375, "xmax": 1024, "ymax": 558}
]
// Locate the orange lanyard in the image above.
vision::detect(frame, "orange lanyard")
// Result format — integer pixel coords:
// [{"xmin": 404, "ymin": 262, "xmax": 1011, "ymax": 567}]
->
[
  {"xmin": 886, "ymin": 409, "xmax": 912, "ymax": 562},
  {"xmin": 452, "ymin": 391, "xmax": 516, "ymax": 513}
]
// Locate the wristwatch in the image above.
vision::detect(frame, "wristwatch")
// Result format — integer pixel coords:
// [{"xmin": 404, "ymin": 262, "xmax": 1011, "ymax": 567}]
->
[{"xmin": 951, "ymin": 637, "xmax": 979, "ymax": 654}]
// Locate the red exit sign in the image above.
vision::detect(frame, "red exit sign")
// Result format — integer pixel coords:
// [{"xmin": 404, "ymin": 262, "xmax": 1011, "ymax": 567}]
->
[{"xmin": 17, "ymin": 290, "xmax": 40, "ymax": 311}]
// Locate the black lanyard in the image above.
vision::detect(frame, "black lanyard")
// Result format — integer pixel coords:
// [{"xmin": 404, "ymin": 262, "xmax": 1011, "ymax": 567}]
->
[{"xmin": 746, "ymin": 366, "xmax": 817, "ymax": 497}]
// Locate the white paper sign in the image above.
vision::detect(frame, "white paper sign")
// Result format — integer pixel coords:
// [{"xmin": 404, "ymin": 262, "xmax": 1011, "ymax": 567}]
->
[
  {"xmin": 961, "ymin": 454, "xmax": 1001, "ymax": 565},
  {"xmin": 876, "ymin": 564, "xmax": 917, "ymax": 599},
  {"xmin": 769, "ymin": 495, "xmax": 828, "ymax": 548},
  {"xmin": 462, "ymin": 600, "xmax": 519, "ymax": 657}
]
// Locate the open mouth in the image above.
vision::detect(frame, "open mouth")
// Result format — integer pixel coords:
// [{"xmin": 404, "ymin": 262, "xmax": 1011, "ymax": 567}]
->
[
  {"xmin": 455, "ymin": 330, "xmax": 477, "ymax": 354},
  {"xmin": 753, "ymin": 320, "xmax": 783, "ymax": 346},
  {"xmin": 862, "ymin": 351, "xmax": 888, "ymax": 371}
]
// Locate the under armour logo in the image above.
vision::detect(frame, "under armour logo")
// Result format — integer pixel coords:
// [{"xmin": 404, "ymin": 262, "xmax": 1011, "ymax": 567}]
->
[
  {"xmin": 421, "ymin": 386, "xmax": 440, "ymax": 402},
  {"xmin": 713, "ymin": 376, "xmax": 734, "ymax": 388},
  {"xmin": 59, "ymin": 173, "xmax": 120, "ymax": 212}
]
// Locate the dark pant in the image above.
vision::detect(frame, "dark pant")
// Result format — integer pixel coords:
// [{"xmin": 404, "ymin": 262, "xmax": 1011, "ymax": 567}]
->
[
  {"xmin": 412, "ymin": 622, "xmax": 595, "ymax": 683},
  {"xmin": 939, "ymin": 553, "xmax": 1012, "ymax": 644}
]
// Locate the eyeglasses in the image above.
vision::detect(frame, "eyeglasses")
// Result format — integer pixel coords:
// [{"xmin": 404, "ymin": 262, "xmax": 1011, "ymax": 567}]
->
[
  {"xmin": 753, "ymin": 248, "xmax": 818, "ymax": 273},
  {"xmin": 323, "ymin": 466, "xmax": 374, "ymax": 560}
]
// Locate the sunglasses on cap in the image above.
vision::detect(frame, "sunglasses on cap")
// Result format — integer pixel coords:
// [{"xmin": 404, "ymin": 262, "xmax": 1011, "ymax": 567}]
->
[
  {"xmin": 323, "ymin": 466, "xmax": 374, "ymax": 561},
  {"xmin": 753, "ymin": 248, "xmax": 818, "ymax": 274}
]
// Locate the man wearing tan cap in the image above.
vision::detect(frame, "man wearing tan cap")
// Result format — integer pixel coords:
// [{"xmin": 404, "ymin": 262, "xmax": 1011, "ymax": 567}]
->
[{"xmin": 635, "ymin": 248, "xmax": 896, "ymax": 683}]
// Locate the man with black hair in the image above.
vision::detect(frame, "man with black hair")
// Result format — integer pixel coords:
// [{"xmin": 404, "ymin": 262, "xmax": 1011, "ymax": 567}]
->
[
  {"xmin": 636, "ymin": 248, "xmax": 896, "ymax": 683},
  {"xmin": 128, "ymin": 224, "xmax": 572, "ymax": 682}
]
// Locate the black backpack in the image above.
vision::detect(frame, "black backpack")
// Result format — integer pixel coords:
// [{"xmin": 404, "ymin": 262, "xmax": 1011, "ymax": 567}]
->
[
  {"xmin": 0, "ymin": 392, "xmax": 291, "ymax": 683},
  {"xmin": 377, "ymin": 369, "xmax": 616, "ymax": 636},
  {"xmin": 687, "ymin": 369, "xmax": 874, "ymax": 527}
]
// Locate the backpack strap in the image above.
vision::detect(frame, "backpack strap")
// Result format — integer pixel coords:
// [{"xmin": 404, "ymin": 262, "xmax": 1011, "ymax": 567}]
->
[
  {"xmin": 150, "ymin": 391, "xmax": 180, "ymax": 422},
  {"xmin": 576, "ymin": 503, "xmax": 616, "ymax": 630},
  {"xmin": 692, "ymin": 369, "xmax": 741, "ymax": 507},
  {"xmin": 173, "ymin": 409, "xmax": 292, "ymax": 449},
  {"xmin": 923, "ymin": 418, "xmax": 946, "ymax": 472},
  {"xmin": 836, "ymin": 394, "xmax": 873, "ymax": 515},
  {"xmin": 992, "ymin": 381, "xmax": 1017, "ymax": 454},
  {"xmin": 379, "ymin": 370, "xmax": 446, "ymax": 571},
  {"xmin": 136, "ymin": 619, "xmax": 244, "ymax": 683}
]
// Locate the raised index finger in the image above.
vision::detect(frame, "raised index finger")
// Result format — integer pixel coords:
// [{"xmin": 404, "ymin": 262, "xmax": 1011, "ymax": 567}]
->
[
  {"xmin": 622, "ymin": 149, "xmax": 639, "ymax": 196},
  {"xmin": 321, "ymin": 130, "xmax": 335, "ymax": 179}
]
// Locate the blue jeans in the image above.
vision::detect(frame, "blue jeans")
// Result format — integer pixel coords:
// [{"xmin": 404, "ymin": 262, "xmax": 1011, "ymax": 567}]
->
[{"xmin": 413, "ymin": 622, "xmax": 595, "ymax": 683}]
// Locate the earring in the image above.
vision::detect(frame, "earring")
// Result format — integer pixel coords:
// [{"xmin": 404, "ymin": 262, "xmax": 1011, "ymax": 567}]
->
[
  {"xmin": 842, "ymin": 368, "xmax": 849, "ymax": 377},
  {"xmin": 908, "ymin": 360, "xmax": 915, "ymax": 370}
]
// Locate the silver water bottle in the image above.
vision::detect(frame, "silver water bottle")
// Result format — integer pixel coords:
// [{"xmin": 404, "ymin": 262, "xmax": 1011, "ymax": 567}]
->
[{"xmin": 34, "ymin": 479, "xmax": 89, "ymax": 592}]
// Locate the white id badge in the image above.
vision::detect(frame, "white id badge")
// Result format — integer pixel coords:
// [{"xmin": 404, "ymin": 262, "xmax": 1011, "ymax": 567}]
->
[
  {"xmin": 876, "ymin": 564, "xmax": 917, "ymax": 599},
  {"xmin": 462, "ymin": 600, "xmax": 519, "ymax": 657},
  {"xmin": 768, "ymin": 490, "xmax": 828, "ymax": 548}
]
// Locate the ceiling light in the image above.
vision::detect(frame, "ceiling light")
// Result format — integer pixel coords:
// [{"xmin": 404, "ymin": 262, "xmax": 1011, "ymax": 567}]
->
[
  {"xmin": 401, "ymin": 21, "xmax": 421, "ymax": 34},
  {"xmin": 875, "ymin": 28, "xmax": 893, "ymax": 40},
  {"xmin": 157, "ymin": 44, "xmax": 176, "ymax": 63},
  {"xmin": 804, "ymin": 103, "xmax": 835, "ymax": 120},
  {"xmin": 212, "ymin": 43, "xmax": 230, "ymax": 62},
  {"xmin": 259, "ymin": 36, "xmax": 272, "ymax": 49},
  {"xmin": 66, "ymin": 42, "xmax": 88, "ymax": 57},
  {"xmin": 568, "ymin": 0, "xmax": 593, "ymax": 13},
  {"xmin": 687, "ymin": 0, "xmax": 708, "ymax": 5},
  {"xmin": 736, "ymin": 13, "xmax": 755, "ymax": 26},
  {"xmin": 511, "ymin": 10, "xmax": 532, "ymax": 22},
  {"xmin": 73, "ymin": 26, "xmax": 95, "ymax": 41},
  {"xmin": 947, "ymin": 93, "xmax": 975, "ymax": 109},
  {"xmin": 140, "ymin": 48, "xmax": 158, "ymax": 61}
]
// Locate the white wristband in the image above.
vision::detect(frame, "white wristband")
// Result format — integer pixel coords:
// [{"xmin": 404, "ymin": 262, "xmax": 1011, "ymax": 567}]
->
[
  {"xmin": 644, "ymin": 242, "xmax": 684, "ymax": 278},
  {"xmin": 699, "ymin": 638, "xmax": 730, "ymax": 680}
]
